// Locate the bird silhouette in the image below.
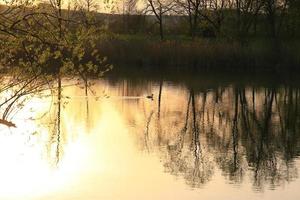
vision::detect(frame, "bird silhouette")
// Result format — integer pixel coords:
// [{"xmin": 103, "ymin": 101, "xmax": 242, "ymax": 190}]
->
[{"xmin": 146, "ymin": 94, "xmax": 154, "ymax": 100}]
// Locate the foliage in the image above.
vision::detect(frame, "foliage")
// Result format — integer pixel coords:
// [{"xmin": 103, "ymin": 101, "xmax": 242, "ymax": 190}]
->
[{"xmin": 0, "ymin": 0, "xmax": 112, "ymax": 79}]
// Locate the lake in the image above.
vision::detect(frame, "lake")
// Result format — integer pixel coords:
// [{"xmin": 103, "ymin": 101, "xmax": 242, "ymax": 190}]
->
[{"xmin": 0, "ymin": 74, "xmax": 299, "ymax": 200}]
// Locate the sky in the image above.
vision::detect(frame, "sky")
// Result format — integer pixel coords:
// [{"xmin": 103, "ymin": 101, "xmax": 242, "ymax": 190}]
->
[{"xmin": 0, "ymin": 0, "xmax": 145, "ymax": 13}]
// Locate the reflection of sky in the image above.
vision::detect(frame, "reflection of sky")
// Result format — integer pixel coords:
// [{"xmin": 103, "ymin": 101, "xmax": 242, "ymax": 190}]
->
[{"xmin": 0, "ymin": 79, "xmax": 299, "ymax": 200}]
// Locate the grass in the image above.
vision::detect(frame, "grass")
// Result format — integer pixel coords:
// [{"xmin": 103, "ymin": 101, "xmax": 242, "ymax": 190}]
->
[{"xmin": 96, "ymin": 34, "xmax": 300, "ymax": 73}]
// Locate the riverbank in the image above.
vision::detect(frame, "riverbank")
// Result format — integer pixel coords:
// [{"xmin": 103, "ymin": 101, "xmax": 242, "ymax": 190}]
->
[{"xmin": 98, "ymin": 35, "xmax": 300, "ymax": 73}]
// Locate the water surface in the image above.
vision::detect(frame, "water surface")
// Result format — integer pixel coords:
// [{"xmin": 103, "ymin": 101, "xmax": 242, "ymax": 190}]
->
[{"xmin": 0, "ymin": 76, "xmax": 300, "ymax": 200}]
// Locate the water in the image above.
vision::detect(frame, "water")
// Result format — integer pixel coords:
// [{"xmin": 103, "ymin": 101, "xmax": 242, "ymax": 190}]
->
[{"xmin": 0, "ymin": 76, "xmax": 300, "ymax": 200}]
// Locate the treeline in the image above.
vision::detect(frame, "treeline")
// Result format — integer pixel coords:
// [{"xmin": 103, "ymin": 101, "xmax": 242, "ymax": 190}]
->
[
  {"xmin": 0, "ymin": 0, "xmax": 299, "ymax": 74},
  {"xmin": 97, "ymin": 0, "xmax": 300, "ymax": 41}
]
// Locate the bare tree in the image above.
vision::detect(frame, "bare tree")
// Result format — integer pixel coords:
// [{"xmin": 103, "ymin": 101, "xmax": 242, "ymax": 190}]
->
[
  {"xmin": 208, "ymin": 0, "xmax": 230, "ymax": 35},
  {"xmin": 123, "ymin": 0, "xmax": 139, "ymax": 14},
  {"xmin": 235, "ymin": 0, "xmax": 264, "ymax": 40},
  {"xmin": 175, "ymin": 0, "xmax": 230, "ymax": 38},
  {"xmin": 144, "ymin": 0, "xmax": 176, "ymax": 40},
  {"xmin": 174, "ymin": 0, "xmax": 202, "ymax": 38},
  {"xmin": 263, "ymin": 0, "xmax": 289, "ymax": 38},
  {"xmin": 79, "ymin": 0, "xmax": 99, "ymax": 12}
]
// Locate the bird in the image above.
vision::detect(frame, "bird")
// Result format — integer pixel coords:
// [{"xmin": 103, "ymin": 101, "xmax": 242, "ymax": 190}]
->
[{"xmin": 146, "ymin": 94, "xmax": 154, "ymax": 100}]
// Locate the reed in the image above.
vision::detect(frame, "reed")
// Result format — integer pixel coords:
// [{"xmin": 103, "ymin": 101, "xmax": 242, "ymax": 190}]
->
[{"xmin": 97, "ymin": 35, "xmax": 300, "ymax": 73}]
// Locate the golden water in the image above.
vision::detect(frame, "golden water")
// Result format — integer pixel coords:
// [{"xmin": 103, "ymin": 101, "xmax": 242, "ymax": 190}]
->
[{"xmin": 0, "ymin": 78, "xmax": 299, "ymax": 200}]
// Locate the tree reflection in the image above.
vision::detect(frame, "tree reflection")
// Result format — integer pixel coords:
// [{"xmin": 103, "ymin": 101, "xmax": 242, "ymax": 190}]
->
[
  {"xmin": 0, "ymin": 72, "xmax": 51, "ymax": 128},
  {"xmin": 161, "ymin": 88, "xmax": 214, "ymax": 188},
  {"xmin": 55, "ymin": 77, "xmax": 62, "ymax": 166},
  {"xmin": 144, "ymin": 83, "xmax": 300, "ymax": 191},
  {"xmin": 1, "ymin": 76, "xmax": 300, "ymax": 192}
]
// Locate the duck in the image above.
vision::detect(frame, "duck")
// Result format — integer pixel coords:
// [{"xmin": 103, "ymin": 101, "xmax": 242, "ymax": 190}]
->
[{"xmin": 146, "ymin": 94, "xmax": 154, "ymax": 100}]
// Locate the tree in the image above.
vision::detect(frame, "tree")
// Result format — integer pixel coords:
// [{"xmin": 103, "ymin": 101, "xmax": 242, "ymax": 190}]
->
[
  {"xmin": 263, "ymin": 0, "xmax": 289, "ymax": 38},
  {"xmin": 234, "ymin": 0, "xmax": 264, "ymax": 40},
  {"xmin": 175, "ymin": 0, "xmax": 229, "ymax": 38},
  {"xmin": 286, "ymin": 0, "xmax": 300, "ymax": 37},
  {"xmin": 144, "ymin": 0, "xmax": 175, "ymax": 40},
  {"xmin": 175, "ymin": 0, "xmax": 202, "ymax": 38},
  {"xmin": 123, "ymin": 0, "xmax": 139, "ymax": 14},
  {"xmin": 78, "ymin": 0, "xmax": 99, "ymax": 12},
  {"xmin": 208, "ymin": 0, "xmax": 230, "ymax": 35},
  {"xmin": 0, "ymin": 0, "xmax": 112, "ymax": 128}
]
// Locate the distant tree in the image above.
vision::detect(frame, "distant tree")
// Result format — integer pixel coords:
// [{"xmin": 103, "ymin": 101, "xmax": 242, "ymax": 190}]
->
[
  {"xmin": 234, "ymin": 0, "xmax": 264, "ymax": 40},
  {"xmin": 123, "ymin": 0, "xmax": 139, "ymax": 14},
  {"xmin": 79, "ymin": 0, "xmax": 99, "ymax": 12},
  {"xmin": 286, "ymin": 0, "xmax": 300, "ymax": 37},
  {"xmin": 263, "ymin": 0, "xmax": 289, "ymax": 38},
  {"xmin": 120, "ymin": 0, "xmax": 139, "ymax": 33},
  {"xmin": 103, "ymin": 0, "xmax": 118, "ymax": 14},
  {"xmin": 208, "ymin": 0, "xmax": 229, "ymax": 35},
  {"xmin": 174, "ymin": 0, "xmax": 201, "ymax": 38},
  {"xmin": 144, "ymin": 0, "xmax": 176, "ymax": 40},
  {"xmin": 174, "ymin": 0, "xmax": 229, "ymax": 38}
]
